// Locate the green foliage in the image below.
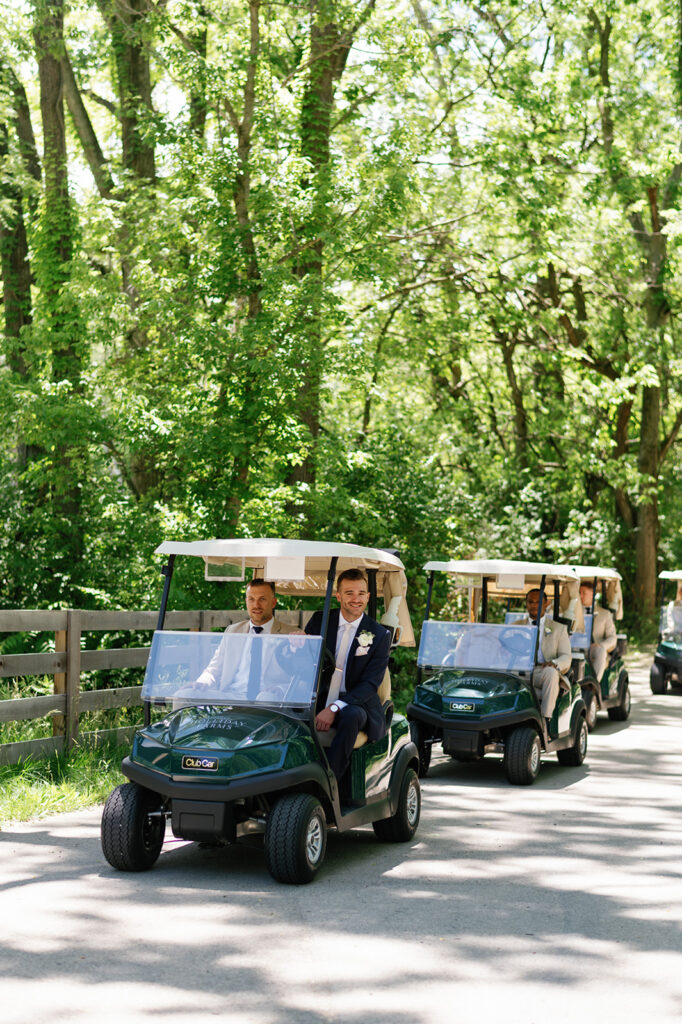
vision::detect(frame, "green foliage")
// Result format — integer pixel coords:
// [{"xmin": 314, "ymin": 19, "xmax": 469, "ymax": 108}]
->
[
  {"xmin": 0, "ymin": 741, "xmax": 128, "ymax": 825},
  {"xmin": 0, "ymin": 0, "xmax": 680, "ymax": 623}
]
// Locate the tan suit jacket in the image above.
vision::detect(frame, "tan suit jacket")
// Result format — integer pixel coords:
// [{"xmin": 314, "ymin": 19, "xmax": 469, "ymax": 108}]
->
[
  {"xmin": 591, "ymin": 605, "xmax": 616, "ymax": 653},
  {"xmin": 519, "ymin": 615, "xmax": 571, "ymax": 674},
  {"xmin": 226, "ymin": 618, "xmax": 296, "ymax": 636},
  {"xmin": 197, "ymin": 617, "xmax": 297, "ymax": 689}
]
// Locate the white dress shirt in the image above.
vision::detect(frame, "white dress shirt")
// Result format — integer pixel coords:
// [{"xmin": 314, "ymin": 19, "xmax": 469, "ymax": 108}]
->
[{"xmin": 330, "ymin": 614, "xmax": 363, "ymax": 709}]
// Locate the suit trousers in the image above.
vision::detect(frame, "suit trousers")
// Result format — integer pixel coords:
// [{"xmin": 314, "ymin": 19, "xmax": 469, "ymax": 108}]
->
[
  {"xmin": 589, "ymin": 643, "xmax": 607, "ymax": 683},
  {"xmin": 531, "ymin": 665, "xmax": 560, "ymax": 718},
  {"xmin": 327, "ymin": 704, "xmax": 368, "ymax": 780}
]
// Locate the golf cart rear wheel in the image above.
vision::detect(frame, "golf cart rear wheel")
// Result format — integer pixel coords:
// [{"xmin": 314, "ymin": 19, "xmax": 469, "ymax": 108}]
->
[
  {"xmin": 608, "ymin": 675, "xmax": 631, "ymax": 721},
  {"xmin": 504, "ymin": 726, "xmax": 541, "ymax": 785},
  {"xmin": 557, "ymin": 715, "xmax": 588, "ymax": 766},
  {"xmin": 409, "ymin": 720, "xmax": 432, "ymax": 778},
  {"xmin": 583, "ymin": 691, "xmax": 598, "ymax": 732},
  {"xmin": 373, "ymin": 767, "xmax": 421, "ymax": 842},
  {"xmin": 264, "ymin": 793, "xmax": 327, "ymax": 884},
  {"xmin": 650, "ymin": 664, "xmax": 667, "ymax": 694},
  {"xmin": 101, "ymin": 782, "xmax": 165, "ymax": 872}
]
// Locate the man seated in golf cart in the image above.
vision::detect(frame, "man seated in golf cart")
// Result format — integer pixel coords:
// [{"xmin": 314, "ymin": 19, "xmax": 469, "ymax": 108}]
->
[
  {"xmin": 196, "ymin": 578, "xmax": 297, "ymax": 693},
  {"xmin": 664, "ymin": 582, "xmax": 682, "ymax": 638},
  {"xmin": 579, "ymin": 580, "xmax": 617, "ymax": 682},
  {"xmin": 175, "ymin": 578, "xmax": 299, "ymax": 702},
  {"xmin": 518, "ymin": 588, "xmax": 572, "ymax": 731},
  {"xmin": 304, "ymin": 568, "xmax": 392, "ymax": 780}
]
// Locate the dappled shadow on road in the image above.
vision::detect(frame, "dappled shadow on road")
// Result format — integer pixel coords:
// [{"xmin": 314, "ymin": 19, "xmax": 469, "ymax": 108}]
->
[{"xmin": 3, "ymin": 652, "xmax": 682, "ymax": 1023}]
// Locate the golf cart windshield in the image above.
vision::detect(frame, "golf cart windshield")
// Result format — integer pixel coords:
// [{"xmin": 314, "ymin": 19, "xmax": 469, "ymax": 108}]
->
[
  {"xmin": 661, "ymin": 603, "xmax": 682, "ymax": 641},
  {"xmin": 570, "ymin": 613, "xmax": 593, "ymax": 650},
  {"xmin": 418, "ymin": 621, "xmax": 538, "ymax": 673},
  {"xmin": 142, "ymin": 630, "xmax": 323, "ymax": 708}
]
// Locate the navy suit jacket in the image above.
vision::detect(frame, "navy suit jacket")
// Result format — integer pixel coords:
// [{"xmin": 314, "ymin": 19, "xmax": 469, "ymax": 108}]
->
[{"xmin": 306, "ymin": 608, "xmax": 391, "ymax": 741}]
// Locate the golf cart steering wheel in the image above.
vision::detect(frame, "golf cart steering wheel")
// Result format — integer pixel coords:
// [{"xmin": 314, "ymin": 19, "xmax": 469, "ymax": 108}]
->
[{"xmin": 498, "ymin": 627, "xmax": 532, "ymax": 657}]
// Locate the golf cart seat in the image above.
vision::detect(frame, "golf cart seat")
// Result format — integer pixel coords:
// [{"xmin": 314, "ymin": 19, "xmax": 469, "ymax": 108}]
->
[{"xmin": 317, "ymin": 668, "xmax": 393, "ymax": 749}]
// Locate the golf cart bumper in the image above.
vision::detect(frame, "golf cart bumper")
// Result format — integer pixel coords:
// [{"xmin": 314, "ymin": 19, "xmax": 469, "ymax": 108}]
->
[
  {"xmin": 122, "ymin": 756, "xmax": 331, "ymax": 805},
  {"xmin": 406, "ymin": 702, "xmax": 541, "ymax": 756},
  {"xmin": 654, "ymin": 648, "xmax": 682, "ymax": 674}
]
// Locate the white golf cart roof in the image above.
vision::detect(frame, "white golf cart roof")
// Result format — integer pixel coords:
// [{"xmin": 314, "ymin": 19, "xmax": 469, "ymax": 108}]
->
[
  {"xmin": 423, "ymin": 558, "xmax": 580, "ymax": 587},
  {"xmin": 660, "ymin": 570, "xmax": 682, "ymax": 581},
  {"xmin": 570, "ymin": 565, "xmax": 621, "ymax": 581},
  {"xmin": 570, "ymin": 565, "xmax": 623, "ymax": 619},
  {"xmin": 156, "ymin": 538, "xmax": 414, "ymax": 646},
  {"xmin": 423, "ymin": 558, "xmax": 583, "ymax": 629}
]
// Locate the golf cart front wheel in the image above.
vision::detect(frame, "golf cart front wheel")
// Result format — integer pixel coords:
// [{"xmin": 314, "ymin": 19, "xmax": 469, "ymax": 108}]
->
[
  {"xmin": 583, "ymin": 690, "xmax": 598, "ymax": 731},
  {"xmin": 373, "ymin": 767, "xmax": 421, "ymax": 842},
  {"xmin": 650, "ymin": 664, "xmax": 667, "ymax": 695},
  {"xmin": 101, "ymin": 782, "xmax": 166, "ymax": 871},
  {"xmin": 557, "ymin": 715, "xmax": 588, "ymax": 766},
  {"xmin": 264, "ymin": 794, "xmax": 327, "ymax": 884},
  {"xmin": 608, "ymin": 675, "xmax": 631, "ymax": 721},
  {"xmin": 504, "ymin": 726, "xmax": 541, "ymax": 785},
  {"xmin": 409, "ymin": 720, "xmax": 432, "ymax": 778}
]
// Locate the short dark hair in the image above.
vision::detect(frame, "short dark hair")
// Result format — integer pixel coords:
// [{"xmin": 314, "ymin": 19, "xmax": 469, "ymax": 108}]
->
[
  {"xmin": 336, "ymin": 568, "xmax": 368, "ymax": 590},
  {"xmin": 247, "ymin": 578, "xmax": 276, "ymax": 594}
]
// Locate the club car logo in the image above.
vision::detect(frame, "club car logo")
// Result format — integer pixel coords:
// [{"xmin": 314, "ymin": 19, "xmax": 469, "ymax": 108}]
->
[
  {"xmin": 450, "ymin": 701, "xmax": 475, "ymax": 712},
  {"xmin": 182, "ymin": 755, "xmax": 219, "ymax": 771}
]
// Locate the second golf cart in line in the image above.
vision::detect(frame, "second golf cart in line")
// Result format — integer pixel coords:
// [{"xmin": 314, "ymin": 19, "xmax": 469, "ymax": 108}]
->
[{"xmin": 407, "ymin": 559, "xmax": 589, "ymax": 785}]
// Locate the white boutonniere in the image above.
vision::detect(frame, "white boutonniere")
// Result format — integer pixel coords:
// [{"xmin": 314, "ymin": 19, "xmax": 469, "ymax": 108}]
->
[
  {"xmin": 357, "ymin": 630, "xmax": 374, "ymax": 648},
  {"xmin": 544, "ymin": 626, "xmax": 552, "ymax": 636}
]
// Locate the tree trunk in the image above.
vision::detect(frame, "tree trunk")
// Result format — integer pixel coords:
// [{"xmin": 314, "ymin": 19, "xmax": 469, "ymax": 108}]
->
[{"xmin": 34, "ymin": 0, "xmax": 84, "ymax": 589}]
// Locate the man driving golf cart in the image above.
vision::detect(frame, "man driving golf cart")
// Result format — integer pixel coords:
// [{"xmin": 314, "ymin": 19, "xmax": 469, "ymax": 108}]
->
[
  {"xmin": 568, "ymin": 566, "xmax": 630, "ymax": 728},
  {"xmin": 407, "ymin": 559, "xmax": 588, "ymax": 785}
]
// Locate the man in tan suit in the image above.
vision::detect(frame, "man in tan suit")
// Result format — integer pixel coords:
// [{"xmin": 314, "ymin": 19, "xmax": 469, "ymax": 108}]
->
[
  {"xmin": 579, "ymin": 583, "xmax": 617, "ymax": 682},
  {"xmin": 194, "ymin": 579, "xmax": 297, "ymax": 694},
  {"xmin": 520, "ymin": 588, "xmax": 572, "ymax": 732}
]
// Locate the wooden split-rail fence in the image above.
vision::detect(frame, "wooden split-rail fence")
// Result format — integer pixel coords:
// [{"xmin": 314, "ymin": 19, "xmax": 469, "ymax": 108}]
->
[{"xmin": 0, "ymin": 608, "xmax": 311, "ymax": 767}]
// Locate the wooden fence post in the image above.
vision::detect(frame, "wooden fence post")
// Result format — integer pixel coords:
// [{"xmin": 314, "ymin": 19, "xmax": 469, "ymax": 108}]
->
[
  {"xmin": 65, "ymin": 610, "xmax": 81, "ymax": 750},
  {"xmin": 53, "ymin": 628, "xmax": 67, "ymax": 737}
]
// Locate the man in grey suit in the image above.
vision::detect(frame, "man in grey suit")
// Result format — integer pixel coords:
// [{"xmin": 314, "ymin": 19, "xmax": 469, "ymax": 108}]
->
[
  {"xmin": 521, "ymin": 588, "xmax": 572, "ymax": 733},
  {"xmin": 194, "ymin": 579, "xmax": 297, "ymax": 694},
  {"xmin": 579, "ymin": 582, "xmax": 617, "ymax": 682}
]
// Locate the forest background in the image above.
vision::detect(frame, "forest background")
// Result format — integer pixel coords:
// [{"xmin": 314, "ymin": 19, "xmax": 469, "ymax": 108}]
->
[{"xmin": 1, "ymin": 0, "xmax": 682, "ymax": 632}]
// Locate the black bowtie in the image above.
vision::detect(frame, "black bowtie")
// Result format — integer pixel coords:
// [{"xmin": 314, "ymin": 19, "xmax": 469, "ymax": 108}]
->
[{"xmin": 252, "ymin": 626, "xmax": 263, "ymax": 634}]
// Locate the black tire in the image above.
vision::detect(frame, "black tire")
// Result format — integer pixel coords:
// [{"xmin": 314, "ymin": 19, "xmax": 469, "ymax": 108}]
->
[
  {"xmin": 650, "ymin": 663, "xmax": 667, "ymax": 694},
  {"xmin": 503, "ymin": 726, "xmax": 541, "ymax": 785},
  {"xmin": 557, "ymin": 715, "xmax": 588, "ymax": 766},
  {"xmin": 608, "ymin": 675, "xmax": 631, "ymax": 721},
  {"xmin": 373, "ymin": 767, "xmax": 420, "ymax": 842},
  {"xmin": 101, "ymin": 782, "xmax": 165, "ymax": 872},
  {"xmin": 583, "ymin": 690, "xmax": 598, "ymax": 732},
  {"xmin": 264, "ymin": 794, "xmax": 327, "ymax": 884},
  {"xmin": 409, "ymin": 720, "xmax": 432, "ymax": 778}
]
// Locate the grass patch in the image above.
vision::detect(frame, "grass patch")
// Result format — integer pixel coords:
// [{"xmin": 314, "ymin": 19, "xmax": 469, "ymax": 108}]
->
[{"xmin": 0, "ymin": 741, "xmax": 128, "ymax": 827}]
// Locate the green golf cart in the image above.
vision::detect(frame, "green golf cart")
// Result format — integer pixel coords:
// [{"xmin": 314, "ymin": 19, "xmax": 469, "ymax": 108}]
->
[
  {"xmin": 407, "ymin": 559, "xmax": 588, "ymax": 785},
  {"xmin": 100, "ymin": 539, "xmax": 420, "ymax": 884},
  {"xmin": 568, "ymin": 565, "xmax": 630, "ymax": 728},
  {"xmin": 651, "ymin": 570, "xmax": 682, "ymax": 694}
]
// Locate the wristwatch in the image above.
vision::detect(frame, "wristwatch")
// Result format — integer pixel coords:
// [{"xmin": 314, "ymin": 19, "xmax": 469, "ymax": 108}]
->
[{"xmin": 330, "ymin": 703, "xmax": 340, "ymax": 713}]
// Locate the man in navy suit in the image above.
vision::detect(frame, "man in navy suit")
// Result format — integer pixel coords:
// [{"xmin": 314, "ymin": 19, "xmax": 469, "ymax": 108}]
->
[{"xmin": 305, "ymin": 568, "xmax": 391, "ymax": 780}]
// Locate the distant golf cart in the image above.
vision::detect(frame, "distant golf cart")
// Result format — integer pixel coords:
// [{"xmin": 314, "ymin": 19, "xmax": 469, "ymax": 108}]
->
[
  {"xmin": 651, "ymin": 570, "xmax": 682, "ymax": 694},
  {"xmin": 407, "ymin": 560, "xmax": 588, "ymax": 785},
  {"xmin": 569, "ymin": 565, "xmax": 630, "ymax": 729},
  {"xmin": 101, "ymin": 539, "xmax": 420, "ymax": 884}
]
